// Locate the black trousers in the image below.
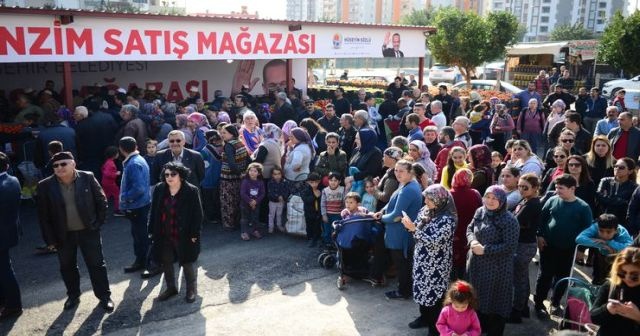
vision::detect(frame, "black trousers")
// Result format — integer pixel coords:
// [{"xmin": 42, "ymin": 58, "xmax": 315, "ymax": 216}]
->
[
  {"xmin": 160, "ymin": 240, "xmax": 196, "ymax": 291},
  {"xmin": 390, "ymin": 249, "xmax": 412, "ymax": 297},
  {"xmin": 0, "ymin": 249, "xmax": 21, "ymax": 309},
  {"xmin": 419, "ymin": 301, "xmax": 443, "ymax": 336},
  {"xmin": 370, "ymin": 232, "xmax": 389, "ymax": 279},
  {"xmin": 201, "ymin": 187, "xmax": 221, "ymax": 222},
  {"xmin": 57, "ymin": 229, "xmax": 111, "ymax": 300},
  {"xmin": 478, "ymin": 312, "xmax": 506, "ymax": 336},
  {"xmin": 592, "ymin": 250, "xmax": 612, "ymax": 285},
  {"xmin": 534, "ymin": 245, "xmax": 574, "ymax": 307}
]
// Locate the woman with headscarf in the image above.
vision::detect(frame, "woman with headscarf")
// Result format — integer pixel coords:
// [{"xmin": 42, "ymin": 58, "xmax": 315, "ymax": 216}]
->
[
  {"xmin": 409, "ymin": 140, "xmax": 437, "ymax": 184},
  {"xmin": 401, "ymin": 184, "xmax": 457, "ymax": 332},
  {"xmin": 239, "ymin": 111, "xmax": 264, "ymax": 156},
  {"xmin": 344, "ymin": 128, "xmax": 383, "ymax": 194},
  {"xmin": 175, "ymin": 114, "xmax": 193, "ymax": 148},
  {"xmin": 284, "ymin": 127, "xmax": 314, "ymax": 195},
  {"xmin": 220, "ymin": 124, "xmax": 250, "ymax": 231},
  {"xmin": 467, "ymin": 186, "xmax": 520, "ymax": 336},
  {"xmin": 468, "ymin": 144, "xmax": 494, "ymax": 195},
  {"xmin": 216, "ymin": 111, "xmax": 231, "ymax": 125},
  {"xmin": 450, "ymin": 168, "xmax": 482, "ymax": 280},
  {"xmin": 187, "ymin": 112, "xmax": 211, "ymax": 152},
  {"xmin": 280, "ymin": 120, "xmax": 298, "ymax": 168},
  {"xmin": 300, "ymin": 118, "xmax": 328, "ymax": 155},
  {"xmin": 252, "ymin": 123, "xmax": 283, "ymax": 180}
]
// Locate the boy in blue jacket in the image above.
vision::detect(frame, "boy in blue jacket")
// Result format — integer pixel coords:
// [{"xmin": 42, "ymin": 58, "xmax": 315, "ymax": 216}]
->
[{"xmin": 576, "ymin": 213, "xmax": 633, "ymax": 285}]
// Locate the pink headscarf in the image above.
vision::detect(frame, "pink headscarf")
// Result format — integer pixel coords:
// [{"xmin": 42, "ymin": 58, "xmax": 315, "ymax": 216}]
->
[{"xmin": 187, "ymin": 112, "xmax": 210, "ymax": 128}]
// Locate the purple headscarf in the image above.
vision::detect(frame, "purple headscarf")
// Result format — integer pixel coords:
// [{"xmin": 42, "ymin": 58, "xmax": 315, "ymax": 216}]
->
[{"xmin": 290, "ymin": 127, "xmax": 315, "ymax": 156}]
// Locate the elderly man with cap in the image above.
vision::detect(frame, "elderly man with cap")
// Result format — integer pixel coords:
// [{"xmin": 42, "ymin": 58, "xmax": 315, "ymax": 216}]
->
[
  {"xmin": 36, "ymin": 151, "xmax": 114, "ymax": 312},
  {"xmin": 151, "ymin": 130, "xmax": 205, "ymax": 187},
  {"xmin": 299, "ymin": 98, "xmax": 323, "ymax": 122}
]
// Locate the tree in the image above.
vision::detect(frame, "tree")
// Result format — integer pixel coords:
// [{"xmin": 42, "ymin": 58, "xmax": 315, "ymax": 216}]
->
[
  {"xmin": 400, "ymin": 8, "xmax": 436, "ymax": 26},
  {"xmin": 598, "ymin": 11, "xmax": 640, "ymax": 76},
  {"xmin": 549, "ymin": 22, "xmax": 594, "ymax": 41},
  {"xmin": 428, "ymin": 8, "xmax": 519, "ymax": 85}
]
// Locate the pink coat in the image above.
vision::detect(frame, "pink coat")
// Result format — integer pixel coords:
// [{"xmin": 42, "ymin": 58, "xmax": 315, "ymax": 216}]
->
[{"xmin": 436, "ymin": 305, "xmax": 481, "ymax": 336}]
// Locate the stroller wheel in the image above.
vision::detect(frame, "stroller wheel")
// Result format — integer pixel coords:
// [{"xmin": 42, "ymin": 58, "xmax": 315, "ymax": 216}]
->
[
  {"xmin": 337, "ymin": 276, "xmax": 346, "ymax": 290},
  {"xmin": 317, "ymin": 253, "xmax": 329, "ymax": 267},
  {"xmin": 322, "ymin": 254, "xmax": 336, "ymax": 269}
]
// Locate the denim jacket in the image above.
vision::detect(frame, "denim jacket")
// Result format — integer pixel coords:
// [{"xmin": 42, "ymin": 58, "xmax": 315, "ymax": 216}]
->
[{"xmin": 120, "ymin": 152, "xmax": 151, "ymax": 210}]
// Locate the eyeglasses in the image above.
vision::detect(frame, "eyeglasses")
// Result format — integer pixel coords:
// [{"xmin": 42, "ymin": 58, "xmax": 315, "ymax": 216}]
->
[
  {"xmin": 568, "ymin": 163, "xmax": 582, "ymax": 167},
  {"xmin": 561, "ymin": 139, "xmax": 575, "ymax": 143},
  {"xmin": 169, "ymin": 139, "xmax": 182, "ymax": 143},
  {"xmin": 554, "ymin": 155, "xmax": 566, "ymax": 159},
  {"xmin": 164, "ymin": 172, "xmax": 178, "ymax": 178},
  {"xmin": 52, "ymin": 162, "xmax": 69, "ymax": 169},
  {"xmin": 517, "ymin": 185, "xmax": 530, "ymax": 191},
  {"xmin": 614, "ymin": 165, "xmax": 627, "ymax": 170},
  {"xmin": 617, "ymin": 271, "xmax": 640, "ymax": 282}
]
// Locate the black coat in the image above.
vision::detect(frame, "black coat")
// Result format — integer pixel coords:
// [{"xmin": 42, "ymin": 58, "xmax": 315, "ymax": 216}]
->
[
  {"xmin": 152, "ymin": 148, "xmax": 205, "ymax": 186},
  {"xmin": 0, "ymin": 173, "xmax": 21, "ymax": 250},
  {"xmin": 75, "ymin": 111, "xmax": 118, "ymax": 178},
  {"xmin": 148, "ymin": 182, "xmax": 203, "ymax": 264},
  {"xmin": 272, "ymin": 102, "xmax": 297, "ymax": 128},
  {"xmin": 36, "ymin": 170, "xmax": 107, "ymax": 246}
]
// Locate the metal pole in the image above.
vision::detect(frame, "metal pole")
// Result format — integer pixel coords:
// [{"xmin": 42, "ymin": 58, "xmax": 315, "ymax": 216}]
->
[
  {"xmin": 418, "ymin": 57, "xmax": 424, "ymax": 88},
  {"xmin": 286, "ymin": 59, "xmax": 293, "ymax": 94}
]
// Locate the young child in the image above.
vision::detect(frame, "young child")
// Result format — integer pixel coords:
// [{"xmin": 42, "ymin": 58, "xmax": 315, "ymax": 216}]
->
[
  {"xmin": 576, "ymin": 213, "xmax": 633, "ymax": 285},
  {"xmin": 361, "ymin": 178, "xmax": 378, "ymax": 213},
  {"xmin": 101, "ymin": 146, "xmax": 122, "ymax": 216},
  {"xmin": 239, "ymin": 162, "xmax": 266, "ymax": 241},
  {"xmin": 200, "ymin": 130, "xmax": 223, "ymax": 224},
  {"xmin": 143, "ymin": 139, "xmax": 158, "ymax": 179},
  {"xmin": 436, "ymin": 280, "xmax": 482, "ymax": 336},
  {"xmin": 340, "ymin": 192, "xmax": 371, "ymax": 220},
  {"xmin": 321, "ymin": 172, "xmax": 345, "ymax": 246},
  {"xmin": 301, "ymin": 172, "xmax": 322, "ymax": 247},
  {"xmin": 267, "ymin": 167, "xmax": 289, "ymax": 233},
  {"xmin": 490, "ymin": 151, "xmax": 505, "ymax": 182}
]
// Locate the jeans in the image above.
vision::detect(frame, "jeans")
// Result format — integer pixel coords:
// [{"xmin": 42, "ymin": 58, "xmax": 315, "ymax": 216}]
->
[
  {"xmin": 390, "ymin": 249, "xmax": 412, "ymax": 297},
  {"xmin": 127, "ymin": 204, "xmax": 151, "ymax": 267},
  {"xmin": 322, "ymin": 214, "xmax": 341, "ymax": 244},
  {"xmin": 0, "ymin": 249, "xmax": 21, "ymax": 309},
  {"xmin": 534, "ymin": 245, "xmax": 574, "ymax": 307},
  {"xmin": 513, "ymin": 242, "xmax": 537, "ymax": 312},
  {"xmin": 57, "ymin": 229, "xmax": 111, "ymax": 300}
]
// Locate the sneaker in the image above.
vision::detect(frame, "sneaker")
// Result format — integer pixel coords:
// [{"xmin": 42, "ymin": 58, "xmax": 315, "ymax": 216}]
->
[
  {"xmin": 241, "ymin": 233, "xmax": 250, "ymax": 241},
  {"xmin": 534, "ymin": 305, "xmax": 549, "ymax": 320},
  {"xmin": 408, "ymin": 316, "xmax": 427, "ymax": 329},
  {"xmin": 252, "ymin": 230, "xmax": 262, "ymax": 239},
  {"xmin": 268, "ymin": 227, "xmax": 274, "ymax": 234},
  {"xmin": 385, "ymin": 290, "xmax": 409, "ymax": 300}
]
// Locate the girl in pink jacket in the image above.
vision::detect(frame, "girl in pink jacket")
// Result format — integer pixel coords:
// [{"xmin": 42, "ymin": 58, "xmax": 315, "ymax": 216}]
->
[{"xmin": 436, "ymin": 281, "xmax": 482, "ymax": 336}]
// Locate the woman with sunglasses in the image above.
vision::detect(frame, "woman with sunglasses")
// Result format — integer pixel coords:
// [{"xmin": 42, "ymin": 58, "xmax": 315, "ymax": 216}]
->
[
  {"xmin": 508, "ymin": 173, "xmax": 541, "ymax": 323},
  {"xmin": 584, "ymin": 136, "xmax": 615, "ymax": 185},
  {"xmin": 544, "ymin": 129, "xmax": 577, "ymax": 170},
  {"xmin": 541, "ymin": 147, "xmax": 569, "ymax": 193},
  {"xmin": 545, "ymin": 155, "xmax": 596, "ymax": 211},
  {"xmin": 591, "ymin": 247, "xmax": 640, "ymax": 335},
  {"xmin": 149, "ymin": 162, "xmax": 203, "ymax": 303},
  {"xmin": 467, "ymin": 186, "xmax": 520, "ymax": 335},
  {"xmin": 596, "ymin": 158, "xmax": 638, "ymax": 235}
]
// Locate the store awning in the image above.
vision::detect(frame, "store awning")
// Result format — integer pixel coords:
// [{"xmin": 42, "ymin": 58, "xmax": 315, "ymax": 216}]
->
[{"xmin": 506, "ymin": 42, "xmax": 568, "ymax": 56}]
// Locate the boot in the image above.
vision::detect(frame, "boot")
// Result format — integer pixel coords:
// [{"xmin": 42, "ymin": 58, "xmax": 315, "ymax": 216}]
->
[
  {"xmin": 158, "ymin": 286, "xmax": 177, "ymax": 301},
  {"xmin": 186, "ymin": 282, "xmax": 197, "ymax": 303}
]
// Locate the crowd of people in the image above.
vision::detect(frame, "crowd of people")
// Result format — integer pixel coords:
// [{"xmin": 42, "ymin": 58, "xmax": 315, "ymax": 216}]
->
[{"xmin": 1, "ymin": 72, "xmax": 640, "ymax": 336}]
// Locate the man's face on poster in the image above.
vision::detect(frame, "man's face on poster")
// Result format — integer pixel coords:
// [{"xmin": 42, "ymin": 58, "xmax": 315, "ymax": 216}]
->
[
  {"xmin": 263, "ymin": 63, "xmax": 287, "ymax": 95},
  {"xmin": 392, "ymin": 34, "xmax": 401, "ymax": 51}
]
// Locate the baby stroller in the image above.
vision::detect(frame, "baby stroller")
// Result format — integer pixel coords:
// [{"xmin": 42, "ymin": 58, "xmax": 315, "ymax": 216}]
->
[
  {"xmin": 550, "ymin": 244, "xmax": 601, "ymax": 335},
  {"xmin": 317, "ymin": 215, "xmax": 382, "ymax": 290}
]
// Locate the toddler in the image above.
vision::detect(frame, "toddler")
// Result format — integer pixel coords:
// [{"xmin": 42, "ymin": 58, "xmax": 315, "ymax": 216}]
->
[
  {"xmin": 267, "ymin": 167, "xmax": 289, "ymax": 233},
  {"xmin": 490, "ymin": 151, "xmax": 505, "ymax": 181},
  {"xmin": 361, "ymin": 178, "xmax": 378, "ymax": 213},
  {"xmin": 576, "ymin": 213, "xmax": 633, "ymax": 285},
  {"xmin": 301, "ymin": 172, "xmax": 322, "ymax": 247},
  {"xmin": 239, "ymin": 163, "xmax": 266, "ymax": 241},
  {"xmin": 321, "ymin": 172, "xmax": 345, "ymax": 246},
  {"xmin": 101, "ymin": 146, "xmax": 122, "ymax": 216},
  {"xmin": 340, "ymin": 192, "xmax": 371, "ymax": 220},
  {"xmin": 436, "ymin": 280, "xmax": 482, "ymax": 336}
]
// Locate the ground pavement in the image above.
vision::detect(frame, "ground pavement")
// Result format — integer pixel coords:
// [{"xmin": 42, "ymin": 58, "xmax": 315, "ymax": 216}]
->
[{"xmin": 1, "ymin": 203, "xmax": 556, "ymax": 336}]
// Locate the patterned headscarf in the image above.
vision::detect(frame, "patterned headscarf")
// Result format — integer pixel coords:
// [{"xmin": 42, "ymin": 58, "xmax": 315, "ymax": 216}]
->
[
  {"xmin": 410, "ymin": 140, "xmax": 431, "ymax": 162},
  {"xmin": 282, "ymin": 120, "xmax": 298, "ymax": 142},
  {"xmin": 383, "ymin": 147, "xmax": 404, "ymax": 161},
  {"xmin": 451, "ymin": 168, "xmax": 474, "ymax": 189},
  {"xmin": 187, "ymin": 112, "xmax": 210, "ymax": 128},
  {"xmin": 419, "ymin": 184, "xmax": 457, "ymax": 228},
  {"xmin": 411, "ymin": 140, "xmax": 437, "ymax": 181},
  {"xmin": 262, "ymin": 123, "xmax": 282, "ymax": 141},
  {"xmin": 484, "ymin": 185, "xmax": 507, "ymax": 213},
  {"xmin": 468, "ymin": 144, "xmax": 494, "ymax": 184}
]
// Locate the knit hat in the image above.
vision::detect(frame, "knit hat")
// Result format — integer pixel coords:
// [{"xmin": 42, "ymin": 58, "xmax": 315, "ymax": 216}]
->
[{"xmin": 50, "ymin": 151, "xmax": 74, "ymax": 163}]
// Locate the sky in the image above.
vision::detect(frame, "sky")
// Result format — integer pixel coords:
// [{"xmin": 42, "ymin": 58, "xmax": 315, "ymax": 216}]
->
[{"xmin": 184, "ymin": 0, "xmax": 287, "ymax": 19}]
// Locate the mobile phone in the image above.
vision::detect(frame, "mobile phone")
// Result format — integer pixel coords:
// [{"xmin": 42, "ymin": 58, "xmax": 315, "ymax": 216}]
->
[{"xmin": 401, "ymin": 211, "xmax": 408, "ymax": 218}]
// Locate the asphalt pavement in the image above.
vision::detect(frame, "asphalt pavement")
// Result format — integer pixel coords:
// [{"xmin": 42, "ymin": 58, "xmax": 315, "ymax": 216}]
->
[{"xmin": 0, "ymin": 203, "xmax": 556, "ymax": 336}]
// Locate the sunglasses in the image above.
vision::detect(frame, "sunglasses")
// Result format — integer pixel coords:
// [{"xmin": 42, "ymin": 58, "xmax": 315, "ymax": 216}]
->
[
  {"xmin": 554, "ymin": 155, "xmax": 566, "ymax": 159},
  {"xmin": 52, "ymin": 162, "xmax": 69, "ymax": 169},
  {"xmin": 568, "ymin": 163, "xmax": 582, "ymax": 167},
  {"xmin": 164, "ymin": 172, "xmax": 178, "ymax": 178},
  {"xmin": 517, "ymin": 185, "xmax": 530, "ymax": 191},
  {"xmin": 561, "ymin": 139, "xmax": 575, "ymax": 143},
  {"xmin": 169, "ymin": 139, "xmax": 182, "ymax": 143},
  {"xmin": 617, "ymin": 271, "xmax": 640, "ymax": 282},
  {"xmin": 614, "ymin": 165, "xmax": 627, "ymax": 170}
]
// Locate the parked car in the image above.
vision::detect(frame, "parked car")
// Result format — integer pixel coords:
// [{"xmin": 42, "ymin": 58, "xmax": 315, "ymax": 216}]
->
[
  {"xmin": 428, "ymin": 64, "xmax": 463, "ymax": 84},
  {"xmin": 474, "ymin": 61, "xmax": 505, "ymax": 80},
  {"xmin": 452, "ymin": 80, "xmax": 523, "ymax": 94},
  {"xmin": 602, "ymin": 75, "xmax": 640, "ymax": 98}
]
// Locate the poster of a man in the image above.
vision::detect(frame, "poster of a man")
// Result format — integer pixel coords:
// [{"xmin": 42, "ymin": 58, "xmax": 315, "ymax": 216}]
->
[
  {"xmin": 231, "ymin": 59, "xmax": 287, "ymax": 96},
  {"xmin": 382, "ymin": 32, "xmax": 404, "ymax": 58}
]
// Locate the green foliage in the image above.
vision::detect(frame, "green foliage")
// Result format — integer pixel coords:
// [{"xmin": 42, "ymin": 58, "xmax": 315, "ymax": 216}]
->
[
  {"xmin": 515, "ymin": 24, "xmax": 528, "ymax": 42},
  {"xmin": 598, "ymin": 11, "xmax": 640, "ymax": 75},
  {"xmin": 549, "ymin": 22, "xmax": 594, "ymax": 41},
  {"xmin": 400, "ymin": 8, "xmax": 436, "ymax": 26},
  {"xmin": 428, "ymin": 8, "xmax": 518, "ymax": 84}
]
